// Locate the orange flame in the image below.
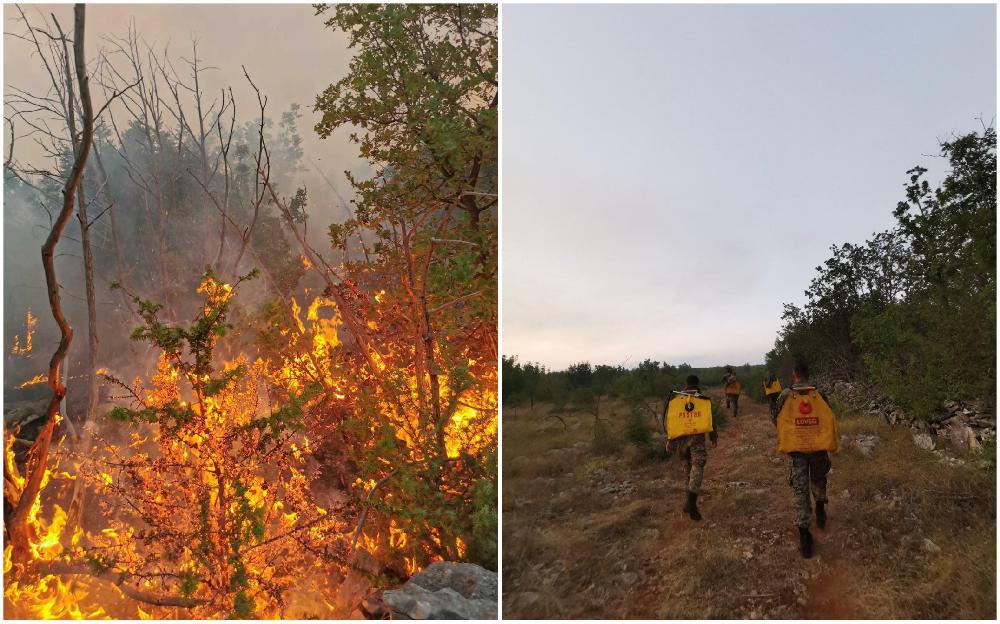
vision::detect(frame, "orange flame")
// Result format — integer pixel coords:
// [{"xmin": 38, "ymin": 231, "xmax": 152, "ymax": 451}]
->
[{"xmin": 11, "ymin": 309, "xmax": 36, "ymax": 355}]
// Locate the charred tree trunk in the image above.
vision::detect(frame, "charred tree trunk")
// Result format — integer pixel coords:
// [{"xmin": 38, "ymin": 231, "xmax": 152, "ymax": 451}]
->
[
  {"xmin": 77, "ymin": 179, "xmax": 100, "ymax": 431},
  {"xmin": 8, "ymin": 4, "xmax": 94, "ymax": 565},
  {"xmin": 67, "ymin": 175, "xmax": 98, "ymax": 532}
]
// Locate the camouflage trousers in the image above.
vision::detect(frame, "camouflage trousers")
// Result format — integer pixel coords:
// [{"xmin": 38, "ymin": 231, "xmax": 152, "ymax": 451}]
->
[
  {"xmin": 766, "ymin": 393, "xmax": 779, "ymax": 419},
  {"xmin": 725, "ymin": 393, "xmax": 740, "ymax": 417},
  {"xmin": 674, "ymin": 434, "xmax": 707, "ymax": 494},
  {"xmin": 788, "ymin": 451, "xmax": 831, "ymax": 528}
]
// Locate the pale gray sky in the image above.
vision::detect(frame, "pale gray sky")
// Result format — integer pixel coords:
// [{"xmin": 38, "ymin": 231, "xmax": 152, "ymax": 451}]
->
[
  {"xmin": 4, "ymin": 3, "xmax": 363, "ymax": 210},
  {"xmin": 502, "ymin": 3, "xmax": 996, "ymax": 370}
]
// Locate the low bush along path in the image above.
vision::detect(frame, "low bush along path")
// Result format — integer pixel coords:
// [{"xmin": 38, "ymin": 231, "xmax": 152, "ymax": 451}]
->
[{"xmin": 502, "ymin": 387, "xmax": 996, "ymax": 619}]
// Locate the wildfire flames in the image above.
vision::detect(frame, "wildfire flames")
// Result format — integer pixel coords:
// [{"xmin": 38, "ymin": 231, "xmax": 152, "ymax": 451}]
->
[
  {"xmin": 4, "ymin": 277, "xmax": 497, "ymax": 619},
  {"xmin": 10, "ymin": 310, "xmax": 36, "ymax": 356}
]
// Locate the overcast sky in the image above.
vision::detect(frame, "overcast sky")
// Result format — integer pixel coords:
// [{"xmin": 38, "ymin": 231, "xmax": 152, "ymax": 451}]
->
[
  {"xmin": 4, "ymin": 3, "xmax": 363, "ymax": 210},
  {"xmin": 502, "ymin": 3, "xmax": 996, "ymax": 371}
]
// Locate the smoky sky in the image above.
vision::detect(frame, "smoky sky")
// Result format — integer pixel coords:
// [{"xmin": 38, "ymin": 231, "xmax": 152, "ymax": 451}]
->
[
  {"xmin": 3, "ymin": 3, "xmax": 364, "ymax": 202},
  {"xmin": 2, "ymin": 3, "xmax": 369, "ymax": 380},
  {"xmin": 502, "ymin": 3, "xmax": 996, "ymax": 371}
]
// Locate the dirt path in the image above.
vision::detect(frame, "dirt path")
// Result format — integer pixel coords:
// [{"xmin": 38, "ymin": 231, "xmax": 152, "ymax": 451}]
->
[
  {"xmin": 503, "ymin": 390, "xmax": 996, "ymax": 619},
  {"xmin": 697, "ymin": 389, "xmax": 865, "ymax": 618}
]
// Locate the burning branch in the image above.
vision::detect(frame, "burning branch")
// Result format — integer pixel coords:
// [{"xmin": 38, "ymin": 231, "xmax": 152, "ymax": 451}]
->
[
  {"xmin": 39, "ymin": 562, "xmax": 210, "ymax": 608},
  {"xmin": 350, "ymin": 469, "xmax": 399, "ymax": 551}
]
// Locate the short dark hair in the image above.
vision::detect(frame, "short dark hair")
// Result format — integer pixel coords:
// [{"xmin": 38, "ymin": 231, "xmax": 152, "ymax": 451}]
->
[
  {"xmin": 686, "ymin": 374, "xmax": 700, "ymax": 387},
  {"xmin": 792, "ymin": 362, "xmax": 810, "ymax": 379}
]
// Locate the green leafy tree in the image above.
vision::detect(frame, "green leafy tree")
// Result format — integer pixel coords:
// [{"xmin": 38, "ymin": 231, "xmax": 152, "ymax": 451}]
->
[
  {"xmin": 768, "ymin": 127, "xmax": 996, "ymax": 417},
  {"xmin": 255, "ymin": 3, "xmax": 501, "ymax": 576}
]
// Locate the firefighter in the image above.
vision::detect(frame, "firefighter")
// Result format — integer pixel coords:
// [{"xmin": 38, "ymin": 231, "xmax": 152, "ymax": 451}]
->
[
  {"xmin": 771, "ymin": 362, "xmax": 837, "ymax": 558},
  {"xmin": 665, "ymin": 374, "xmax": 717, "ymax": 521},
  {"xmin": 722, "ymin": 366, "xmax": 741, "ymax": 417},
  {"xmin": 762, "ymin": 371, "xmax": 782, "ymax": 419}
]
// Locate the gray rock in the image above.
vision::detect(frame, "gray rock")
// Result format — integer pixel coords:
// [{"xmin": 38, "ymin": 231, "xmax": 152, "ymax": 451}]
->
[
  {"xmin": 946, "ymin": 420, "xmax": 979, "ymax": 453},
  {"xmin": 590, "ymin": 467, "xmax": 613, "ymax": 482},
  {"xmin": 410, "ymin": 562, "xmax": 496, "ymax": 597},
  {"xmin": 599, "ymin": 480, "xmax": 635, "ymax": 497},
  {"xmin": 381, "ymin": 562, "xmax": 497, "ymax": 619},
  {"xmin": 3, "ymin": 399, "xmax": 48, "ymax": 427},
  {"xmin": 852, "ymin": 433, "xmax": 882, "ymax": 457},
  {"xmin": 912, "ymin": 433, "xmax": 935, "ymax": 451},
  {"xmin": 620, "ymin": 571, "xmax": 639, "ymax": 585}
]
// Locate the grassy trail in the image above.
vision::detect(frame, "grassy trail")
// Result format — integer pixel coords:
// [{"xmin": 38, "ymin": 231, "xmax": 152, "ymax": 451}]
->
[{"xmin": 503, "ymin": 389, "xmax": 995, "ymax": 619}]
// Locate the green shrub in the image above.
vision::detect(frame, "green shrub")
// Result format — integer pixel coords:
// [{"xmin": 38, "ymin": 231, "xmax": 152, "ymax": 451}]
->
[
  {"xmin": 974, "ymin": 438, "xmax": 996, "ymax": 471},
  {"xmin": 469, "ymin": 452, "xmax": 498, "ymax": 570},
  {"xmin": 625, "ymin": 407, "xmax": 652, "ymax": 447},
  {"xmin": 711, "ymin": 398, "xmax": 728, "ymax": 432},
  {"xmin": 592, "ymin": 417, "xmax": 620, "ymax": 455}
]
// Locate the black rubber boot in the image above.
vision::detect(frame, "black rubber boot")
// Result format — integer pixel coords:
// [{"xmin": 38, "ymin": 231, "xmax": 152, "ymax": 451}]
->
[
  {"xmin": 798, "ymin": 527, "xmax": 813, "ymax": 559},
  {"xmin": 686, "ymin": 491, "xmax": 702, "ymax": 521},
  {"xmin": 816, "ymin": 502, "xmax": 826, "ymax": 529}
]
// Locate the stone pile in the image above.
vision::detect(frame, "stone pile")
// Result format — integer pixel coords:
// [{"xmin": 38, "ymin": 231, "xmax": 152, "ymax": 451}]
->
[{"xmin": 825, "ymin": 379, "xmax": 995, "ymax": 454}]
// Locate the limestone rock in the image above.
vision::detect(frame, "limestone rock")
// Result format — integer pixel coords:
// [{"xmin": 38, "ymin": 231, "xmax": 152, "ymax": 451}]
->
[
  {"xmin": 851, "ymin": 433, "xmax": 881, "ymax": 457},
  {"xmin": 912, "ymin": 433, "xmax": 935, "ymax": 451},
  {"xmin": 380, "ymin": 562, "xmax": 497, "ymax": 620}
]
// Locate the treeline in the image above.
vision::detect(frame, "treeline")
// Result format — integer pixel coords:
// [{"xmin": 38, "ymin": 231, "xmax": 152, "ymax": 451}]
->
[
  {"xmin": 3, "ymin": 14, "xmax": 312, "ymax": 389},
  {"xmin": 767, "ymin": 127, "xmax": 996, "ymax": 418},
  {"xmin": 502, "ymin": 357, "xmax": 768, "ymax": 408}
]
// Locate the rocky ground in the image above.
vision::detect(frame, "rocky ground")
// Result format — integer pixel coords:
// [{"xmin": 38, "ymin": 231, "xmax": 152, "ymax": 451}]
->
[
  {"xmin": 503, "ymin": 389, "xmax": 996, "ymax": 619},
  {"xmin": 825, "ymin": 379, "xmax": 996, "ymax": 455},
  {"xmin": 353, "ymin": 562, "xmax": 498, "ymax": 619}
]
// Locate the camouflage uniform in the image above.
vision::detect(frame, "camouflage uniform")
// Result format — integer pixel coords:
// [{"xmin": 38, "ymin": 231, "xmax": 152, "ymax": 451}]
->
[
  {"xmin": 764, "ymin": 375, "xmax": 781, "ymax": 419},
  {"xmin": 766, "ymin": 393, "xmax": 779, "ymax": 419},
  {"xmin": 726, "ymin": 391, "xmax": 740, "ymax": 417},
  {"xmin": 773, "ymin": 385, "xmax": 832, "ymax": 528},
  {"xmin": 673, "ymin": 434, "xmax": 708, "ymax": 494},
  {"xmin": 667, "ymin": 388, "xmax": 717, "ymax": 494}
]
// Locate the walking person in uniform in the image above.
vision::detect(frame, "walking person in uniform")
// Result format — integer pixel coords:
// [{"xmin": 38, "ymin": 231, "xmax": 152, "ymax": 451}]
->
[
  {"xmin": 762, "ymin": 370, "xmax": 782, "ymax": 419},
  {"xmin": 665, "ymin": 374, "xmax": 717, "ymax": 521},
  {"xmin": 722, "ymin": 366, "xmax": 742, "ymax": 418},
  {"xmin": 771, "ymin": 362, "xmax": 837, "ymax": 558}
]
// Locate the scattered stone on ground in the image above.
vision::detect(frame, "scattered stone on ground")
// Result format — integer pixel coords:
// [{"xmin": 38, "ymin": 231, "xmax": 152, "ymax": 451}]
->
[
  {"xmin": 912, "ymin": 433, "xmax": 935, "ymax": 451},
  {"xmin": 851, "ymin": 433, "xmax": 882, "ymax": 457},
  {"xmin": 826, "ymin": 379, "xmax": 994, "ymax": 455}
]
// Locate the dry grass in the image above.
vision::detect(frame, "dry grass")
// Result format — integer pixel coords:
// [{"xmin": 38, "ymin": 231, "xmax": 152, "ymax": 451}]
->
[{"xmin": 503, "ymin": 391, "xmax": 996, "ymax": 619}]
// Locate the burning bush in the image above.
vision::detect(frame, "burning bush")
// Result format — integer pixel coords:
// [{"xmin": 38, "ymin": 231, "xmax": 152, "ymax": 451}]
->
[{"xmin": 6, "ymin": 271, "xmax": 353, "ymax": 618}]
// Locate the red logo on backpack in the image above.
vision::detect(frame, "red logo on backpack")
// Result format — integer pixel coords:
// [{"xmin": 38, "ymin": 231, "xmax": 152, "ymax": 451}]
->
[{"xmin": 798, "ymin": 401, "xmax": 813, "ymax": 415}]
